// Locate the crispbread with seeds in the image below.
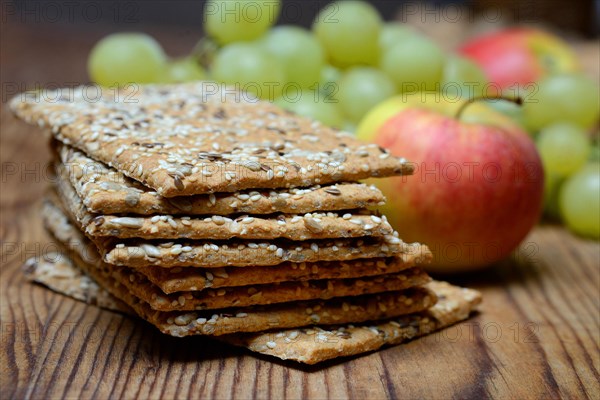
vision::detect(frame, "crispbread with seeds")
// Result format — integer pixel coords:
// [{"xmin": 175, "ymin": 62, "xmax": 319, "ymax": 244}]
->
[
  {"xmin": 43, "ymin": 193, "xmax": 432, "ymax": 293},
  {"xmin": 137, "ymin": 254, "xmax": 430, "ymax": 294},
  {"xmin": 23, "ymin": 255, "xmax": 478, "ymax": 364},
  {"xmin": 94, "ymin": 281, "xmax": 436, "ymax": 337},
  {"xmin": 45, "ymin": 206, "xmax": 430, "ymax": 311},
  {"xmin": 102, "ymin": 236, "xmax": 407, "ymax": 268},
  {"xmin": 54, "ymin": 170, "xmax": 394, "ymax": 240},
  {"xmin": 44, "ymin": 197, "xmax": 416, "ymax": 269},
  {"xmin": 39, "ymin": 224, "xmax": 437, "ymax": 336},
  {"xmin": 127, "ymin": 268, "xmax": 430, "ymax": 311},
  {"xmin": 56, "ymin": 143, "xmax": 386, "ymax": 215},
  {"xmin": 22, "ymin": 254, "xmax": 133, "ymax": 314},
  {"xmin": 220, "ymin": 281, "xmax": 482, "ymax": 364},
  {"xmin": 11, "ymin": 83, "xmax": 413, "ymax": 196}
]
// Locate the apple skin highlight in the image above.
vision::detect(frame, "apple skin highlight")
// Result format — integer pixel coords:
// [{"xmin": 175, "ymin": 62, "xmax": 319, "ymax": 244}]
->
[{"xmin": 364, "ymin": 103, "xmax": 544, "ymax": 272}]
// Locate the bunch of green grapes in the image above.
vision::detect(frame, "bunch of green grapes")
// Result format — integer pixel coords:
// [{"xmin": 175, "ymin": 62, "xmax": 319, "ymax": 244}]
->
[
  {"xmin": 86, "ymin": 2, "xmax": 599, "ymax": 239},
  {"xmin": 526, "ymin": 74, "xmax": 600, "ymax": 239},
  {"xmin": 86, "ymin": 1, "xmax": 489, "ymax": 130},
  {"xmin": 87, "ymin": 1, "xmax": 476, "ymax": 130}
]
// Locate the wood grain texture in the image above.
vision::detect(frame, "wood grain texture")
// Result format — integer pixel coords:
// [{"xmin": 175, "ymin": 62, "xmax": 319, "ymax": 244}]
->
[{"xmin": 1, "ymin": 21, "xmax": 599, "ymax": 400}]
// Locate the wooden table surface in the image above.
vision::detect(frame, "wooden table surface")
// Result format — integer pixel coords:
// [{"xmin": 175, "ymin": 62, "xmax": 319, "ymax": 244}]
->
[{"xmin": 1, "ymin": 23, "xmax": 599, "ymax": 399}]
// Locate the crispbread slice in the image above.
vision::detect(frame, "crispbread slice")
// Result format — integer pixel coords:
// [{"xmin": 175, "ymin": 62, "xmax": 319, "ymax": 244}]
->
[
  {"xmin": 23, "ymin": 255, "xmax": 479, "ymax": 364},
  {"xmin": 54, "ymin": 169, "xmax": 395, "ymax": 240},
  {"xmin": 43, "ymin": 191, "xmax": 432, "ymax": 294},
  {"xmin": 22, "ymin": 253, "xmax": 133, "ymax": 314},
  {"xmin": 92, "ymin": 281, "xmax": 437, "ymax": 337},
  {"xmin": 56, "ymin": 143, "xmax": 387, "ymax": 215},
  {"xmin": 101, "ymin": 236, "xmax": 408, "ymax": 269},
  {"xmin": 136, "ymin": 254, "xmax": 431, "ymax": 294},
  {"xmin": 43, "ymin": 198, "xmax": 432, "ymax": 311},
  {"xmin": 11, "ymin": 83, "xmax": 413, "ymax": 196},
  {"xmin": 220, "ymin": 281, "xmax": 482, "ymax": 364},
  {"xmin": 35, "ymin": 234, "xmax": 437, "ymax": 336},
  {"xmin": 44, "ymin": 197, "xmax": 412, "ymax": 268},
  {"xmin": 119, "ymin": 267, "xmax": 431, "ymax": 311}
]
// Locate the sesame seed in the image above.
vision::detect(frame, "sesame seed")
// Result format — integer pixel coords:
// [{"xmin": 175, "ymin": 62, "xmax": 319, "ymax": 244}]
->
[
  {"xmin": 110, "ymin": 217, "xmax": 143, "ymax": 228},
  {"xmin": 371, "ymin": 215, "xmax": 382, "ymax": 223},
  {"xmin": 211, "ymin": 215, "xmax": 225, "ymax": 225},
  {"xmin": 385, "ymin": 235, "xmax": 402, "ymax": 244},
  {"xmin": 304, "ymin": 217, "xmax": 324, "ymax": 233},
  {"xmin": 174, "ymin": 315, "xmax": 191, "ymax": 325}
]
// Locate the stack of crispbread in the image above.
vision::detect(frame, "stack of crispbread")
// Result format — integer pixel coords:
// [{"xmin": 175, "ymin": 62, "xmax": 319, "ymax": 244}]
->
[{"xmin": 11, "ymin": 83, "xmax": 481, "ymax": 364}]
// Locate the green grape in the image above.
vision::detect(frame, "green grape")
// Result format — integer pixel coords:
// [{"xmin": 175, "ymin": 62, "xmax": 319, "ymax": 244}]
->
[
  {"xmin": 212, "ymin": 42, "xmax": 286, "ymax": 100},
  {"xmin": 338, "ymin": 67, "xmax": 395, "ymax": 123},
  {"xmin": 274, "ymin": 94, "xmax": 343, "ymax": 128},
  {"xmin": 486, "ymin": 99, "xmax": 527, "ymax": 130},
  {"xmin": 88, "ymin": 33, "xmax": 166, "ymax": 86},
  {"xmin": 313, "ymin": 1, "xmax": 382, "ymax": 67},
  {"xmin": 260, "ymin": 26, "xmax": 324, "ymax": 88},
  {"xmin": 379, "ymin": 23, "xmax": 417, "ymax": 50},
  {"xmin": 319, "ymin": 64, "xmax": 342, "ymax": 101},
  {"xmin": 441, "ymin": 56, "xmax": 488, "ymax": 98},
  {"xmin": 523, "ymin": 73, "xmax": 600, "ymax": 131},
  {"xmin": 559, "ymin": 163, "xmax": 600, "ymax": 239},
  {"xmin": 320, "ymin": 64, "xmax": 342, "ymax": 85},
  {"xmin": 380, "ymin": 35, "xmax": 445, "ymax": 92},
  {"xmin": 537, "ymin": 123, "xmax": 591, "ymax": 177},
  {"xmin": 204, "ymin": 0, "xmax": 280, "ymax": 45},
  {"xmin": 160, "ymin": 58, "xmax": 207, "ymax": 83}
]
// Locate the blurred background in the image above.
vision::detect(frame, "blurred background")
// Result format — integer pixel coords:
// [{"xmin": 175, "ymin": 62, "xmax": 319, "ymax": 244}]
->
[
  {"xmin": 2, "ymin": 0, "xmax": 599, "ymax": 92},
  {"xmin": 2, "ymin": 0, "xmax": 599, "ymax": 247},
  {"xmin": 3, "ymin": 0, "xmax": 599, "ymax": 35}
]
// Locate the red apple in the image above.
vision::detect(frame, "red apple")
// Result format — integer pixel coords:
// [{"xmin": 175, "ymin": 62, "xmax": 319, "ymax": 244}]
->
[
  {"xmin": 357, "ymin": 94, "xmax": 544, "ymax": 272},
  {"xmin": 459, "ymin": 28, "xmax": 579, "ymax": 90}
]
